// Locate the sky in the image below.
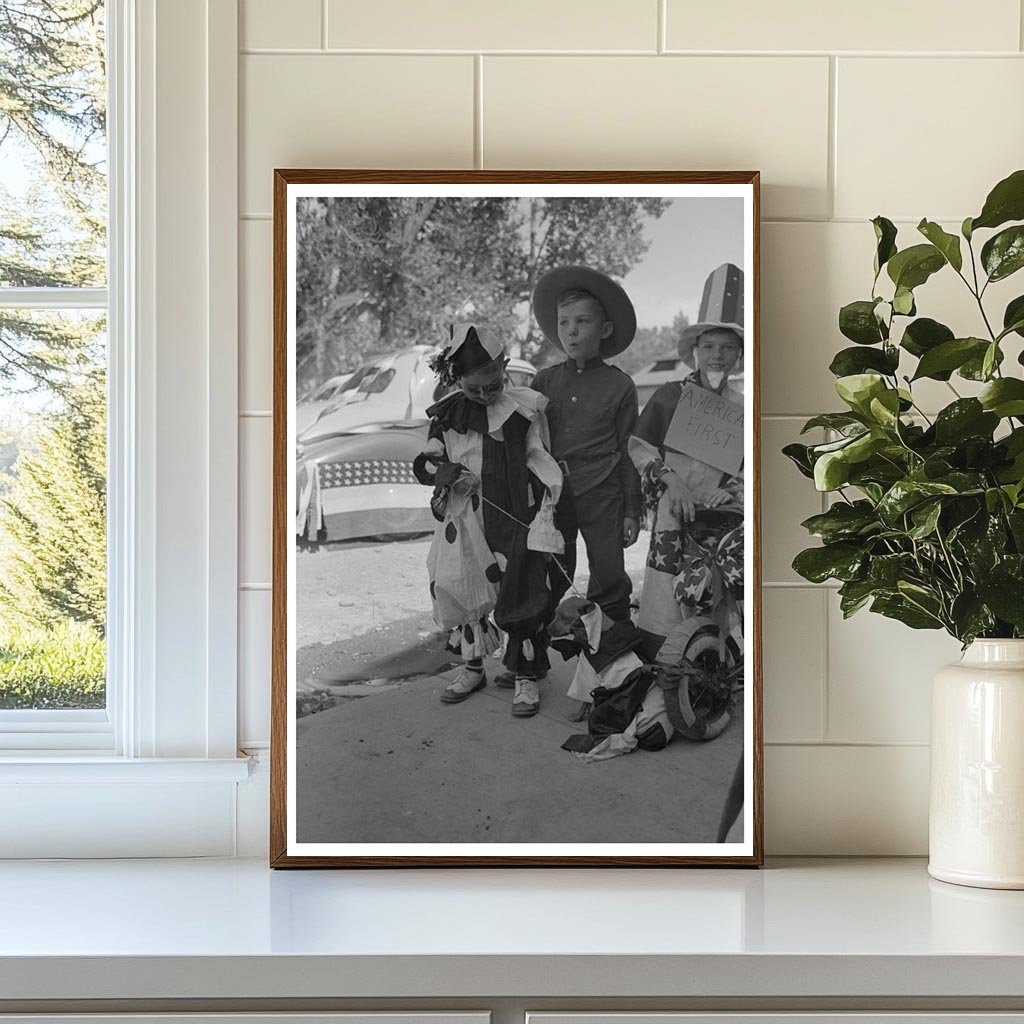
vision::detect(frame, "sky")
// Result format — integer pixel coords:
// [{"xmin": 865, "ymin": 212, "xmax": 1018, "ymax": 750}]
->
[{"xmin": 623, "ymin": 197, "xmax": 746, "ymax": 328}]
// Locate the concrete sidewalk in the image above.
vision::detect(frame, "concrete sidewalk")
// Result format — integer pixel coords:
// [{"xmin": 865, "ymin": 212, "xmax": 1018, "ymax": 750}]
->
[{"xmin": 295, "ymin": 648, "xmax": 744, "ymax": 845}]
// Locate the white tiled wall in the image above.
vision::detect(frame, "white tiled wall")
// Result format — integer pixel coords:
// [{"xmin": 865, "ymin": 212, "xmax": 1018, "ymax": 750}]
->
[{"xmin": 236, "ymin": 0, "xmax": 1024, "ymax": 854}]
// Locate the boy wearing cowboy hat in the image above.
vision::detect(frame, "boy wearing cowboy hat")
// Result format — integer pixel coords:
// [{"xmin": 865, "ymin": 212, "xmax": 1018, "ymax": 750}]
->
[
  {"xmin": 529, "ymin": 265, "xmax": 643, "ymax": 629},
  {"xmin": 628, "ymin": 262, "xmax": 745, "ymax": 657}
]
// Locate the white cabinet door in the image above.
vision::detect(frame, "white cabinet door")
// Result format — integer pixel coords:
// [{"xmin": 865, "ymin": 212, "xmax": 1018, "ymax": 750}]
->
[{"xmin": 0, "ymin": 1015, "xmax": 490, "ymax": 1024}]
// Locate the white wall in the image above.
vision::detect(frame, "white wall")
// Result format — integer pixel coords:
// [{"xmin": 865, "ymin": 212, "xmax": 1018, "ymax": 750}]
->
[{"xmin": 234, "ymin": 0, "xmax": 1024, "ymax": 855}]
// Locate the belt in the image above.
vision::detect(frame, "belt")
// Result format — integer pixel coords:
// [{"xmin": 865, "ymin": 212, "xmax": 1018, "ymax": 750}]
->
[{"xmin": 561, "ymin": 449, "xmax": 618, "ymax": 468}]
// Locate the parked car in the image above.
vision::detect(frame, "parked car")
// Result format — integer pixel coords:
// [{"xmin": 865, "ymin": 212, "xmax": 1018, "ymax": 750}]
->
[
  {"xmin": 632, "ymin": 358, "xmax": 744, "ymax": 410},
  {"xmin": 296, "ymin": 373, "xmax": 354, "ymax": 434},
  {"xmin": 297, "ymin": 346, "xmax": 536, "ymax": 544}
]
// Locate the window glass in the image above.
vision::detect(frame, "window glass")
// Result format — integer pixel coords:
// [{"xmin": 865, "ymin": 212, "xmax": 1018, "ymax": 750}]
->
[
  {"xmin": 0, "ymin": 2, "xmax": 108, "ymax": 711},
  {"xmin": 0, "ymin": 2, "xmax": 107, "ymax": 288}
]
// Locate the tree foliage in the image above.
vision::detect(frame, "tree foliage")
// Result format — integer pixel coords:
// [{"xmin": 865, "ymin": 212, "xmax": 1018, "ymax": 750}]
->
[
  {"xmin": 0, "ymin": 1, "xmax": 107, "ymax": 659},
  {"xmin": 0, "ymin": 372, "xmax": 106, "ymax": 633},
  {"xmin": 294, "ymin": 196, "xmax": 671, "ymax": 394},
  {"xmin": 0, "ymin": 0, "xmax": 106, "ymax": 394},
  {"xmin": 610, "ymin": 311, "xmax": 692, "ymax": 376},
  {"xmin": 785, "ymin": 169, "xmax": 1024, "ymax": 643}
]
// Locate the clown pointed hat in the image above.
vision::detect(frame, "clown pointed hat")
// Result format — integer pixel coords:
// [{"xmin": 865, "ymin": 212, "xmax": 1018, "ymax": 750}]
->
[
  {"xmin": 678, "ymin": 263, "xmax": 744, "ymax": 368},
  {"xmin": 447, "ymin": 323, "xmax": 504, "ymax": 374}
]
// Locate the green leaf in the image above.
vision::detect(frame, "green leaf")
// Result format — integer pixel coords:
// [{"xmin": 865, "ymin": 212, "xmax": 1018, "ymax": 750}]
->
[
  {"xmin": 792, "ymin": 542, "xmax": 866, "ymax": 584},
  {"xmin": 844, "ymin": 432, "xmax": 888, "ymax": 467},
  {"xmin": 868, "ymin": 389, "xmax": 902, "ymax": 431},
  {"xmin": 814, "ymin": 450, "xmax": 851, "ymax": 491},
  {"xmin": 872, "ymin": 594, "xmax": 943, "ymax": 630},
  {"xmin": 982, "ymin": 341, "xmax": 1001, "ymax": 381},
  {"xmin": 933, "ymin": 399, "xmax": 998, "ymax": 444},
  {"xmin": 828, "ymin": 345, "xmax": 899, "ymax": 378},
  {"xmin": 977, "ymin": 572, "xmax": 1024, "ymax": 629},
  {"xmin": 979, "ymin": 377, "xmax": 1024, "ymax": 418},
  {"xmin": 960, "ymin": 344, "xmax": 1004, "ymax": 380},
  {"xmin": 839, "ymin": 300, "xmax": 886, "ymax": 345},
  {"xmin": 908, "ymin": 500, "xmax": 942, "ymax": 539},
  {"xmin": 917, "ymin": 219, "xmax": 963, "ymax": 272},
  {"xmin": 900, "ymin": 318, "xmax": 955, "ymax": 381},
  {"xmin": 835, "ymin": 373, "xmax": 887, "ymax": 413},
  {"xmin": 950, "ymin": 592, "xmax": 995, "ymax": 644},
  {"xmin": 971, "ymin": 169, "xmax": 1024, "ymax": 232},
  {"xmin": 868, "ymin": 552, "xmax": 915, "ymax": 587},
  {"xmin": 838, "ymin": 578, "xmax": 876, "ymax": 618},
  {"xmin": 1002, "ymin": 295, "xmax": 1024, "ymax": 340},
  {"xmin": 800, "ymin": 500, "xmax": 879, "ymax": 543},
  {"xmin": 800, "ymin": 412, "xmax": 865, "ymax": 435},
  {"xmin": 877, "ymin": 479, "xmax": 958, "ymax": 524},
  {"xmin": 872, "ymin": 216, "xmax": 898, "ymax": 278},
  {"xmin": 892, "ymin": 286, "xmax": 916, "ymax": 316},
  {"xmin": 782, "ymin": 442, "xmax": 815, "ymax": 479},
  {"xmin": 962, "ymin": 216, "xmax": 974, "ymax": 241},
  {"xmin": 981, "ymin": 225, "xmax": 1024, "ymax": 282},
  {"xmin": 911, "ymin": 338, "xmax": 988, "ymax": 381},
  {"xmin": 887, "ymin": 243, "xmax": 946, "ymax": 291}
]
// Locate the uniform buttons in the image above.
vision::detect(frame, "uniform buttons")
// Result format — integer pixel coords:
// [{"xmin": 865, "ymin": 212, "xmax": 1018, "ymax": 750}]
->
[{"xmin": 571, "ymin": 395, "xmax": 578, "ymax": 403}]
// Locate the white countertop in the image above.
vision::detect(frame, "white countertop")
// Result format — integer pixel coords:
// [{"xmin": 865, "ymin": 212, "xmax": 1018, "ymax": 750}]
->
[{"xmin": 2, "ymin": 857, "xmax": 1024, "ymax": 1002}]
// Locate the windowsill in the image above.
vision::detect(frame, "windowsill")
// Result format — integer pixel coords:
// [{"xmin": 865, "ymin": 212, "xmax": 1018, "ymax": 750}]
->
[
  {"xmin": 0, "ymin": 857, "xmax": 1023, "ymax": 1004},
  {"xmin": 0, "ymin": 754, "xmax": 252, "ymax": 781}
]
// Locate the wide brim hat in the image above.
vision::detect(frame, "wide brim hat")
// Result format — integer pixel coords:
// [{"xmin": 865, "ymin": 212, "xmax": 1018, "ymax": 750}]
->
[
  {"xmin": 532, "ymin": 265, "xmax": 637, "ymax": 358},
  {"xmin": 678, "ymin": 262, "xmax": 744, "ymax": 369}
]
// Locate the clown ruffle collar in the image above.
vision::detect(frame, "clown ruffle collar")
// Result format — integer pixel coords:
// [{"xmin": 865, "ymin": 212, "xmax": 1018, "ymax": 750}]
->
[{"xmin": 427, "ymin": 386, "xmax": 547, "ymax": 436}]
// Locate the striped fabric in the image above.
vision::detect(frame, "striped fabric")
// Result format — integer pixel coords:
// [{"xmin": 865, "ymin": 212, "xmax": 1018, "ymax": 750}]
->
[{"xmin": 698, "ymin": 262, "xmax": 744, "ymax": 327}]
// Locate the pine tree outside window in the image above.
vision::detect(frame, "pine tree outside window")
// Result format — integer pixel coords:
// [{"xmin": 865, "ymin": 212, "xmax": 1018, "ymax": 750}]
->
[{"xmin": 0, "ymin": 2, "xmax": 109, "ymax": 734}]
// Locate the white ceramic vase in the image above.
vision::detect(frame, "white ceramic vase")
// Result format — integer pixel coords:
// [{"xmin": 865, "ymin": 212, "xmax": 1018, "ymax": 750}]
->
[{"xmin": 929, "ymin": 639, "xmax": 1024, "ymax": 889}]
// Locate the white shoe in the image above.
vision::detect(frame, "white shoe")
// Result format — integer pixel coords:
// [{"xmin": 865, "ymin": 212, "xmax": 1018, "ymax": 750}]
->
[
  {"xmin": 440, "ymin": 667, "xmax": 486, "ymax": 704},
  {"xmin": 512, "ymin": 677, "xmax": 540, "ymax": 717}
]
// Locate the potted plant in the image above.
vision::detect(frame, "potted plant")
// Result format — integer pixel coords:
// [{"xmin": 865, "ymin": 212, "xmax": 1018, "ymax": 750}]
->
[{"xmin": 785, "ymin": 169, "xmax": 1024, "ymax": 889}]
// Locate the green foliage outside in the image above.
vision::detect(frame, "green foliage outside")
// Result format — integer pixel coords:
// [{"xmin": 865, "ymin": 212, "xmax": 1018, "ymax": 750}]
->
[
  {"xmin": 0, "ymin": 1, "xmax": 107, "ymax": 707},
  {"xmin": 785, "ymin": 169, "xmax": 1024, "ymax": 644},
  {"xmin": 0, "ymin": 375, "xmax": 106, "ymax": 633},
  {"xmin": 0, "ymin": 619, "xmax": 104, "ymax": 709}
]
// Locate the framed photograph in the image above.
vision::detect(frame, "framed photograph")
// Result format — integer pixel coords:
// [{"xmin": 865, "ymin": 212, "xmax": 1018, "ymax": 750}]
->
[{"xmin": 271, "ymin": 171, "xmax": 762, "ymax": 867}]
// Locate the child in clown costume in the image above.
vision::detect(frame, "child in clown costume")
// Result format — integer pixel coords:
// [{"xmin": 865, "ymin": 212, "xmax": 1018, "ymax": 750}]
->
[{"xmin": 413, "ymin": 324, "xmax": 563, "ymax": 717}]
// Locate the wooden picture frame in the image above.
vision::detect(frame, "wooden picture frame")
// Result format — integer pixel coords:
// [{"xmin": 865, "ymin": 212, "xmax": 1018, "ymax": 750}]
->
[{"xmin": 271, "ymin": 170, "xmax": 762, "ymax": 867}]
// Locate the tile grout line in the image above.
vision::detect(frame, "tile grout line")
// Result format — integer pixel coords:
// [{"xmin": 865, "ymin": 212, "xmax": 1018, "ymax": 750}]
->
[
  {"xmin": 827, "ymin": 55, "xmax": 838, "ymax": 221},
  {"xmin": 321, "ymin": 0, "xmax": 328, "ymax": 50},
  {"xmin": 657, "ymin": 0, "xmax": 666, "ymax": 53},
  {"xmin": 474, "ymin": 55, "xmax": 484, "ymax": 170},
  {"xmin": 237, "ymin": 47, "xmax": 1024, "ymax": 57},
  {"xmin": 766, "ymin": 740, "xmax": 931, "ymax": 748},
  {"xmin": 820, "ymin": 587, "xmax": 830, "ymax": 743}
]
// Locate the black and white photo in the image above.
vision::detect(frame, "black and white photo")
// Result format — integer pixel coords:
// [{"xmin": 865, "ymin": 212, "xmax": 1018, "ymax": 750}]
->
[{"xmin": 272, "ymin": 172, "xmax": 762, "ymax": 867}]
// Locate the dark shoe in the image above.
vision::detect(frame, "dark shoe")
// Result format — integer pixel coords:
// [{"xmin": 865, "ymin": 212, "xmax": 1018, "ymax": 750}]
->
[
  {"xmin": 440, "ymin": 668, "xmax": 486, "ymax": 704},
  {"xmin": 494, "ymin": 670, "xmax": 516, "ymax": 689}
]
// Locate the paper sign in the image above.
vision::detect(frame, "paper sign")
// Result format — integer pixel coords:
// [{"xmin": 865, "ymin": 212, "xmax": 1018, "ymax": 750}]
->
[{"xmin": 663, "ymin": 384, "xmax": 744, "ymax": 476}]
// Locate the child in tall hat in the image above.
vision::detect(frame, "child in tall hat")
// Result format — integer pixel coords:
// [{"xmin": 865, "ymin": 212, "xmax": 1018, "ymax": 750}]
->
[
  {"xmin": 629, "ymin": 262, "xmax": 746, "ymax": 658},
  {"xmin": 413, "ymin": 324, "xmax": 563, "ymax": 717}
]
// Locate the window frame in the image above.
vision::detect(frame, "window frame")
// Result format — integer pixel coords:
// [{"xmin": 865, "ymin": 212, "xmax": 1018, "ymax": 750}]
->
[{"xmin": 0, "ymin": 0, "xmax": 246, "ymax": 807}]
